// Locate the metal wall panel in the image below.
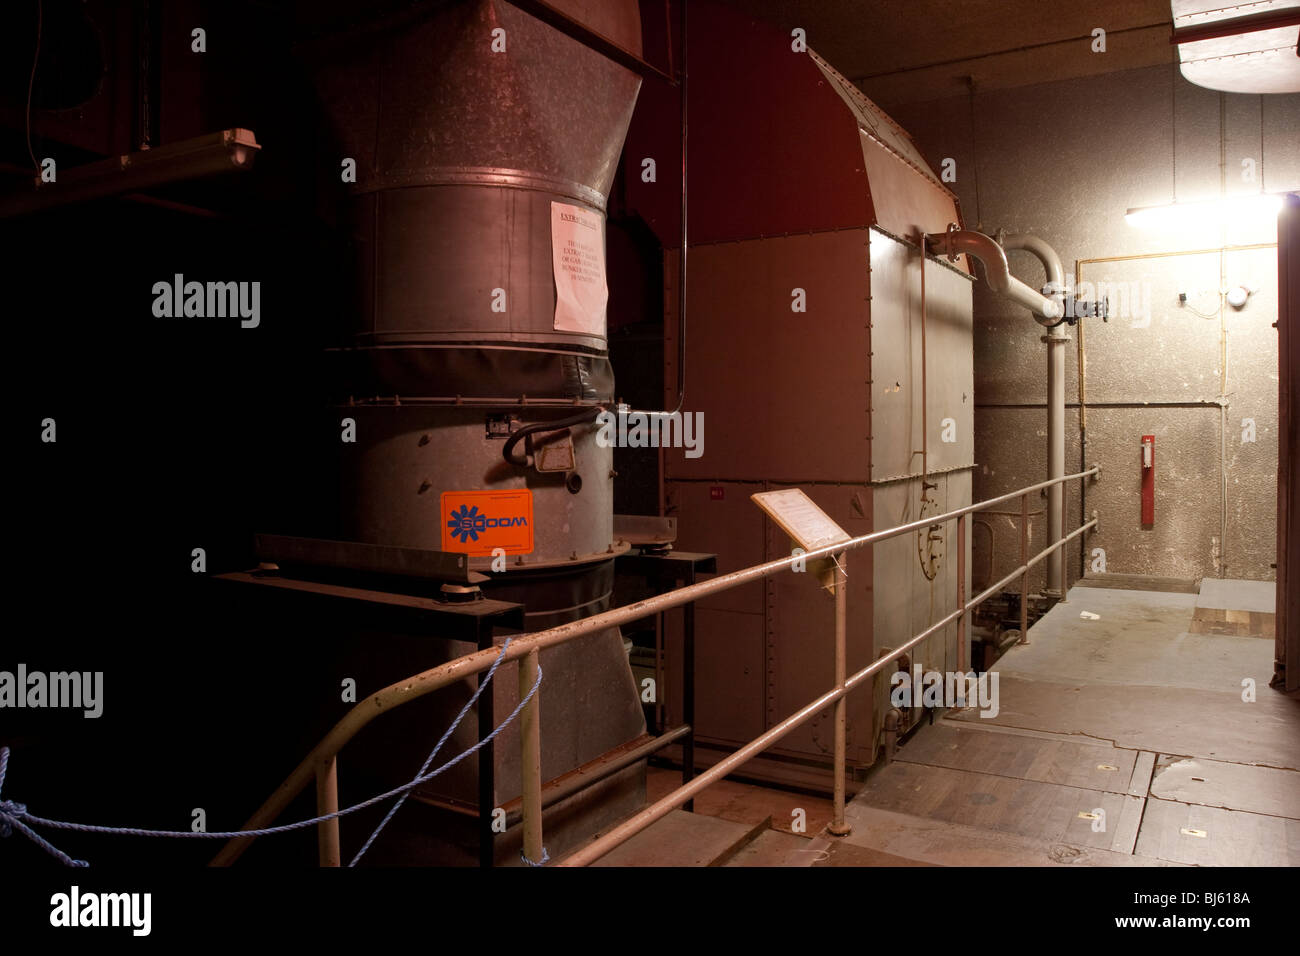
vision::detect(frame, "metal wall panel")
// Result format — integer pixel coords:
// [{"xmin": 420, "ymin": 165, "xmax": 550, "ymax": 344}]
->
[
  {"xmin": 887, "ymin": 64, "xmax": 1300, "ymax": 585},
  {"xmin": 763, "ymin": 481, "xmax": 875, "ymax": 765},
  {"xmin": 869, "ymin": 230, "xmax": 975, "ymax": 481},
  {"xmin": 1084, "ymin": 406, "xmax": 1227, "ymax": 579},
  {"xmin": 664, "ymin": 231, "xmax": 872, "ymax": 482},
  {"xmin": 664, "ymin": 479, "xmax": 766, "ymax": 617},
  {"xmin": 664, "ymin": 607, "xmax": 767, "ymax": 747}
]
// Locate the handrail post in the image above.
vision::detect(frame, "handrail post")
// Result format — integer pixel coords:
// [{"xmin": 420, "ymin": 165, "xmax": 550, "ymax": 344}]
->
[
  {"xmin": 828, "ymin": 551, "xmax": 852, "ymax": 837},
  {"xmin": 1018, "ymin": 492, "xmax": 1029, "ymax": 644},
  {"xmin": 957, "ymin": 513, "xmax": 967, "ymax": 672},
  {"xmin": 316, "ymin": 757, "xmax": 341, "ymax": 867},
  {"xmin": 519, "ymin": 647, "xmax": 544, "ymax": 865}
]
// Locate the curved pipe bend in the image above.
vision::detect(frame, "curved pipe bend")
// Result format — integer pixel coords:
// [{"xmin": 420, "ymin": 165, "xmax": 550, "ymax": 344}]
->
[
  {"xmin": 999, "ymin": 233, "xmax": 1064, "ymax": 290},
  {"xmin": 925, "ymin": 228, "xmax": 1063, "ymax": 325}
]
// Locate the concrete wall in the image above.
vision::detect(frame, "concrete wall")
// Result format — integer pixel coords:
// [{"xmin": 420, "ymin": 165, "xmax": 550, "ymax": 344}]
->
[{"xmin": 877, "ymin": 64, "xmax": 1300, "ymax": 587}]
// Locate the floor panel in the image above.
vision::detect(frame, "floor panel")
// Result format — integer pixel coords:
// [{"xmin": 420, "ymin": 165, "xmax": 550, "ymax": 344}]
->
[{"xmin": 835, "ymin": 582, "xmax": 1300, "ymax": 867}]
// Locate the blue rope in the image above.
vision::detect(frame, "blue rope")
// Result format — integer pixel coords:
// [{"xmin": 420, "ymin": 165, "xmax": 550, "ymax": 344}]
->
[
  {"xmin": 348, "ymin": 636, "xmax": 514, "ymax": 866},
  {"xmin": 0, "ymin": 747, "xmax": 88, "ymax": 868},
  {"xmin": 520, "ymin": 846, "xmax": 550, "ymax": 867},
  {"xmin": 0, "ymin": 639, "xmax": 542, "ymax": 867}
]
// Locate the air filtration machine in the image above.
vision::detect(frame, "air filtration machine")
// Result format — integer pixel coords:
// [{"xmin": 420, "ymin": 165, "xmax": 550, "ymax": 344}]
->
[
  {"xmin": 219, "ymin": 0, "xmax": 651, "ymax": 866},
  {"xmin": 625, "ymin": 4, "xmax": 978, "ymax": 792}
]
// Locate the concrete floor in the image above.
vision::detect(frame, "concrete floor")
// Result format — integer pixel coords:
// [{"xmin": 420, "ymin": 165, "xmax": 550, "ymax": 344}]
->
[{"xmin": 821, "ymin": 580, "xmax": 1300, "ymax": 866}]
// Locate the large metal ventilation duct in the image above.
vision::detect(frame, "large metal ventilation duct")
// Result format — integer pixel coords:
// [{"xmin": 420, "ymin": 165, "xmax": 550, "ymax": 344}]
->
[
  {"xmin": 306, "ymin": 0, "xmax": 648, "ymax": 858},
  {"xmin": 313, "ymin": 0, "xmax": 641, "ymax": 568}
]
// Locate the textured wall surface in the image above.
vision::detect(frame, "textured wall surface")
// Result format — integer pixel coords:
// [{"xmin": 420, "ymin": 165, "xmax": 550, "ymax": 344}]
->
[{"xmin": 879, "ymin": 64, "xmax": 1300, "ymax": 586}]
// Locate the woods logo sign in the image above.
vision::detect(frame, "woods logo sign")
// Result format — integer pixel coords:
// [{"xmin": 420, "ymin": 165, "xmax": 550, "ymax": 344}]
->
[{"xmin": 440, "ymin": 490, "xmax": 534, "ymax": 556}]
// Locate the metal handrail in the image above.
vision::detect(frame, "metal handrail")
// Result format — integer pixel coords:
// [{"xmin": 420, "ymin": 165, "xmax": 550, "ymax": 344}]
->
[{"xmin": 211, "ymin": 466, "xmax": 1099, "ymax": 868}]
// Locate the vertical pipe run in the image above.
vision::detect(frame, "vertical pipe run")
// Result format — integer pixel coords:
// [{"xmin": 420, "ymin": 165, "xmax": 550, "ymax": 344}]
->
[
  {"xmin": 920, "ymin": 237, "xmax": 929, "ymax": 483},
  {"xmin": 1018, "ymin": 492, "xmax": 1030, "ymax": 644},
  {"xmin": 316, "ymin": 758, "xmax": 341, "ymax": 867},
  {"xmin": 957, "ymin": 514, "xmax": 967, "ymax": 671},
  {"xmin": 1045, "ymin": 331, "xmax": 1068, "ymax": 594},
  {"xmin": 519, "ymin": 649, "xmax": 544, "ymax": 865},
  {"xmin": 1058, "ymin": 480, "xmax": 1069, "ymax": 600},
  {"xmin": 828, "ymin": 552, "xmax": 851, "ymax": 837}
]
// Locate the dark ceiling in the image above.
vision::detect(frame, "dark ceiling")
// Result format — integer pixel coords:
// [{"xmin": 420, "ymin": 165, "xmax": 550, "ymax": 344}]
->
[{"xmin": 718, "ymin": 0, "xmax": 1176, "ymax": 106}]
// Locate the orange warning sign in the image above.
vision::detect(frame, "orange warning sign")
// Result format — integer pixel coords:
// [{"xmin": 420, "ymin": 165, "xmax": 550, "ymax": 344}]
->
[{"xmin": 441, "ymin": 489, "xmax": 535, "ymax": 556}]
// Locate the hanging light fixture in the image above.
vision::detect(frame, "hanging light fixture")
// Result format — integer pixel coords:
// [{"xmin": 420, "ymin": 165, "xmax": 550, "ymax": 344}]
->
[{"xmin": 1124, "ymin": 192, "xmax": 1288, "ymax": 229}]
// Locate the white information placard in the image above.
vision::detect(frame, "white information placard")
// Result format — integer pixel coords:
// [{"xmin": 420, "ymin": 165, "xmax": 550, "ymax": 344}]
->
[
  {"xmin": 551, "ymin": 201, "xmax": 608, "ymax": 335},
  {"xmin": 751, "ymin": 488, "xmax": 852, "ymax": 552}
]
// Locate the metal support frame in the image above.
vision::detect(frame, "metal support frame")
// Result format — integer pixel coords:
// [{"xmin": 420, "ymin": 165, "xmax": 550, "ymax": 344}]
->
[{"xmin": 615, "ymin": 549, "xmax": 716, "ymax": 812}]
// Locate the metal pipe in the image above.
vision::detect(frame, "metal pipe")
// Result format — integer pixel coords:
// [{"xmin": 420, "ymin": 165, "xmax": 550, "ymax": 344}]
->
[
  {"xmin": 1000, "ymin": 233, "xmax": 1065, "ymax": 290},
  {"xmin": 926, "ymin": 227, "xmax": 1063, "ymax": 324},
  {"xmin": 882, "ymin": 708, "xmax": 902, "ymax": 764},
  {"xmin": 828, "ymin": 553, "xmax": 850, "ymax": 837},
  {"xmin": 211, "ymin": 466, "xmax": 1098, "ymax": 865},
  {"xmin": 1078, "ymin": 258, "xmax": 1088, "ymax": 583},
  {"xmin": 1045, "ymin": 329, "xmax": 1069, "ymax": 594},
  {"xmin": 1059, "ymin": 471, "xmax": 1069, "ymax": 599},
  {"xmin": 500, "ymin": 725, "xmax": 692, "ymax": 826},
  {"xmin": 920, "ymin": 236, "xmax": 929, "ymax": 481},
  {"xmin": 957, "ymin": 513, "xmax": 967, "ymax": 671},
  {"xmin": 518, "ymin": 649, "xmax": 543, "ymax": 865},
  {"xmin": 998, "ymin": 231, "xmax": 1069, "ymax": 592}
]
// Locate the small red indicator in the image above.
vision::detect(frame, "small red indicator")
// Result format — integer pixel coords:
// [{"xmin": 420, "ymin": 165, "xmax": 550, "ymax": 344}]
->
[
  {"xmin": 710, "ymin": 486, "xmax": 724, "ymax": 500},
  {"xmin": 1140, "ymin": 435, "xmax": 1155, "ymax": 527}
]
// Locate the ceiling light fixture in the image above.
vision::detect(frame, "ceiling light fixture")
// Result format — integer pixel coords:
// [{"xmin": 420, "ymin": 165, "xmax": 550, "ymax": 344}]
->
[{"xmin": 1124, "ymin": 191, "xmax": 1289, "ymax": 229}]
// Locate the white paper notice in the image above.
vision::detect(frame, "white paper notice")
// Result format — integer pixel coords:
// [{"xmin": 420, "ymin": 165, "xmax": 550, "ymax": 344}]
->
[{"xmin": 551, "ymin": 201, "xmax": 608, "ymax": 335}]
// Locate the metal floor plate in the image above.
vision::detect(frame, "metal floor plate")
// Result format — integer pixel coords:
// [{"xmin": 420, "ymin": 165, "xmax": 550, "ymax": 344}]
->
[{"xmin": 837, "ymin": 583, "xmax": 1300, "ymax": 866}]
